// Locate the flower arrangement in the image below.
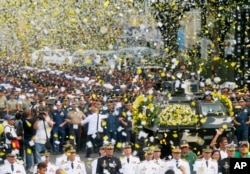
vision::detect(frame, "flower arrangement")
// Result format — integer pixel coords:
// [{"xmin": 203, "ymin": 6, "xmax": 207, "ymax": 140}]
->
[
  {"xmin": 132, "ymin": 94, "xmax": 159, "ymax": 132},
  {"xmin": 156, "ymin": 104, "xmax": 200, "ymax": 126},
  {"xmin": 212, "ymin": 92, "xmax": 234, "ymax": 116}
]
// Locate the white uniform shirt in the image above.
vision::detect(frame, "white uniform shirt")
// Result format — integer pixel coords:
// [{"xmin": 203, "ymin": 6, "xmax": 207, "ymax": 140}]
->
[
  {"xmin": 81, "ymin": 113, "xmax": 107, "ymax": 135},
  {"xmin": 0, "ymin": 162, "xmax": 26, "ymax": 174},
  {"xmin": 60, "ymin": 159, "xmax": 87, "ymax": 174},
  {"xmin": 153, "ymin": 159, "xmax": 166, "ymax": 174},
  {"xmin": 193, "ymin": 158, "xmax": 218, "ymax": 174},
  {"xmin": 163, "ymin": 158, "xmax": 190, "ymax": 174},
  {"xmin": 135, "ymin": 160, "xmax": 160, "ymax": 174},
  {"xmin": 33, "ymin": 162, "xmax": 58, "ymax": 174},
  {"xmin": 55, "ymin": 154, "xmax": 80, "ymax": 166},
  {"xmin": 120, "ymin": 155, "xmax": 140, "ymax": 174}
]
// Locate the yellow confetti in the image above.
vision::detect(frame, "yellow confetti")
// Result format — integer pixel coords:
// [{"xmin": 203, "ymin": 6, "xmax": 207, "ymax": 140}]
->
[
  {"xmin": 27, "ymin": 148, "xmax": 32, "ymax": 154},
  {"xmin": 103, "ymin": 135, "xmax": 109, "ymax": 141}
]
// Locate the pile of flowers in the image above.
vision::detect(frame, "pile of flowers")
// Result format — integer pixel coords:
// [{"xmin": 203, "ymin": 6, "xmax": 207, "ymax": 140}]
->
[{"xmin": 157, "ymin": 104, "xmax": 200, "ymax": 126}]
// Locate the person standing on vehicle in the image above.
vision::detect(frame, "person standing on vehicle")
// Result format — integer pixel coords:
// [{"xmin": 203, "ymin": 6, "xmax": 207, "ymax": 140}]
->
[{"xmin": 232, "ymin": 98, "xmax": 250, "ymax": 142}]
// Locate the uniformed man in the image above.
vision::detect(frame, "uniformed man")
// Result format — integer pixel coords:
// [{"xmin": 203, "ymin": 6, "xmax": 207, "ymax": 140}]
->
[
  {"xmin": 193, "ymin": 145, "xmax": 218, "ymax": 174},
  {"xmin": 92, "ymin": 145, "xmax": 107, "ymax": 174},
  {"xmin": 33, "ymin": 150, "xmax": 58, "ymax": 174},
  {"xmin": 0, "ymin": 89, "xmax": 8, "ymax": 119},
  {"xmin": 218, "ymin": 144, "xmax": 236, "ymax": 174},
  {"xmin": 234, "ymin": 141, "xmax": 250, "ymax": 158},
  {"xmin": 163, "ymin": 146, "xmax": 190, "ymax": 174},
  {"xmin": 0, "ymin": 153, "xmax": 26, "ymax": 174},
  {"xmin": 120, "ymin": 142, "xmax": 140, "ymax": 174},
  {"xmin": 232, "ymin": 98, "xmax": 250, "ymax": 142},
  {"xmin": 7, "ymin": 93, "xmax": 19, "ymax": 115},
  {"xmin": 135, "ymin": 147, "xmax": 160, "ymax": 174},
  {"xmin": 96, "ymin": 143, "xmax": 123, "ymax": 174},
  {"xmin": 67, "ymin": 102, "xmax": 86, "ymax": 151},
  {"xmin": 59, "ymin": 147, "xmax": 87, "ymax": 174},
  {"xmin": 180, "ymin": 139, "xmax": 197, "ymax": 174},
  {"xmin": 152, "ymin": 146, "xmax": 165, "ymax": 174},
  {"xmin": 55, "ymin": 142, "xmax": 80, "ymax": 166}
]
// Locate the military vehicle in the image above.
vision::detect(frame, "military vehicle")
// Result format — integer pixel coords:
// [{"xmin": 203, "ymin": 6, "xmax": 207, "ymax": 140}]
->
[{"xmin": 135, "ymin": 79, "xmax": 234, "ymax": 158}]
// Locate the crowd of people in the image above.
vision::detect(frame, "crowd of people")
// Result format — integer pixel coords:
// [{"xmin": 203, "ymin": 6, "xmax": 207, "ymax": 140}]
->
[{"xmin": 0, "ymin": 59, "xmax": 250, "ymax": 174}]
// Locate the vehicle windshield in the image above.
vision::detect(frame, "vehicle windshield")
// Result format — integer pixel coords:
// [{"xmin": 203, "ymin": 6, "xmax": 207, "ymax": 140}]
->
[{"xmin": 200, "ymin": 103, "xmax": 225, "ymax": 115}]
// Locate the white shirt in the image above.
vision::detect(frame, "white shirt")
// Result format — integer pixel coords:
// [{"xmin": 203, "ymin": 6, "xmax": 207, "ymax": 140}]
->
[
  {"xmin": 218, "ymin": 148, "xmax": 228, "ymax": 159},
  {"xmin": 163, "ymin": 158, "xmax": 190, "ymax": 174},
  {"xmin": 135, "ymin": 160, "xmax": 160, "ymax": 174},
  {"xmin": 59, "ymin": 159, "xmax": 87, "ymax": 174},
  {"xmin": 35, "ymin": 117, "xmax": 52, "ymax": 144},
  {"xmin": 33, "ymin": 162, "xmax": 58, "ymax": 174},
  {"xmin": 4, "ymin": 124, "xmax": 17, "ymax": 144},
  {"xmin": 0, "ymin": 162, "xmax": 26, "ymax": 174},
  {"xmin": 153, "ymin": 159, "xmax": 166, "ymax": 174},
  {"xmin": 120, "ymin": 155, "xmax": 140, "ymax": 174},
  {"xmin": 55, "ymin": 154, "xmax": 80, "ymax": 166},
  {"xmin": 193, "ymin": 158, "xmax": 218, "ymax": 174},
  {"xmin": 81, "ymin": 113, "xmax": 107, "ymax": 135}
]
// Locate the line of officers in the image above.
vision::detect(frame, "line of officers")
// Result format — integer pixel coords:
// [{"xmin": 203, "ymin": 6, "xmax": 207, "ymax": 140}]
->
[
  {"xmin": 94, "ymin": 141, "xmax": 238, "ymax": 174},
  {"xmin": 0, "ymin": 140, "xmax": 242, "ymax": 174}
]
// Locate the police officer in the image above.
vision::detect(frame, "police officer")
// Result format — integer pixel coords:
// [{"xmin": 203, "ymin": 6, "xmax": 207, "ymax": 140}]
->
[
  {"xmin": 55, "ymin": 142, "xmax": 80, "ymax": 166},
  {"xmin": 0, "ymin": 89, "xmax": 7, "ymax": 119},
  {"xmin": 218, "ymin": 144, "xmax": 236, "ymax": 174},
  {"xmin": 151, "ymin": 146, "xmax": 165, "ymax": 173},
  {"xmin": 120, "ymin": 142, "xmax": 140, "ymax": 174},
  {"xmin": 232, "ymin": 98, "xmax": 250, "ymax": 142},
  {"xmin": 59, "ymin": 147, "xmax": 87, "ymax": 174},
  {"xmin": 0, "ymin": 153, "xmax": 26, "ymax": 174},
  {"xmin": 33, "ymin": 151, "xmax": 58, "ymax": 174},
  {"xmin": 193, "ymin": 146, "xmax": 218, "ymax": 174},
  {"xmin": 92, "ymin": 145, "xmax": 106, "ymax": 174},
  {"xmin": 163, "ymin": 146, "xmax": 190, "ymax": 174},
  {"xmin": 96, "ymin": 143, "xmax": 122, "ymax": 174},
  {"xmin": 135, "ymin": 147, "xmax": 160, "ymax": 174},
  {"xmin": 67, "ymin": 102, "xmax": 86, "ymax": 152}
]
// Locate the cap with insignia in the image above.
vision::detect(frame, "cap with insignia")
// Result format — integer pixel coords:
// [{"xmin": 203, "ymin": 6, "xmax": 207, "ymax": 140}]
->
[
  {"xmin": 41, "ymin": 150, "xmax": 50, "ymax": 157},
  {"xmin": 180, "ymin": 139, "xmax": 189, "ymax": 148},
  {"xmin": 226, "ymin": 144, "xmax": 237, "ymax": 151},
  {"xmin": 239, "ymin": 97, "xmax": 245, "ymax": 102},
  {"xmin": 153, "ymin": 146, "xmax": 161, "ymax": 152},
  {"xmin": 123, "ymin": 142, "xmax": 132, "ymax": 149},
  {"xmin": 143, "ymin": 147, "xmax": 153, "ymax": 155},
  {"xmin": 68, "ymin": 146, "xmax": 76, "ymax": 153},
  {"xmin": 105, "ymin": 143, "xmax": 114, "ymax": 149},
  {"xmin": 202, "ymin": 145, "xmax": 212, "ymax": 153},
  {"xmin": 239, "ymin": 141, "xmax": 249, "ymax": 147},
  {"xmin": 7, "ymin": 153, "xmax": 16, "ymax": 157},
  {"xmin": 172, "ymin": 146, "xmax": 181, "ymax": 153}
]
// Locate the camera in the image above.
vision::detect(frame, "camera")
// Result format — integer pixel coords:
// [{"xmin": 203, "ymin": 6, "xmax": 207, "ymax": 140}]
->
[{"xmin": 35, "ymin": 111, "xmax": 45, "ymax": 120}]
